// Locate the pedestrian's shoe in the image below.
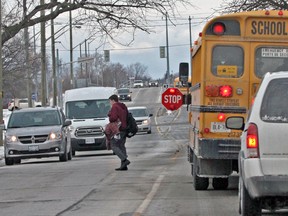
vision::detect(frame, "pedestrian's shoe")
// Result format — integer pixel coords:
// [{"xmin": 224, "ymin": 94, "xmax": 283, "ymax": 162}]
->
[
  {"xmin": 115, "ymin": 166, "xmax": 128, "ymax": 171},
  {"xmin": 115, "ymin": 159, "xmax": 130, "ymax": 171}
]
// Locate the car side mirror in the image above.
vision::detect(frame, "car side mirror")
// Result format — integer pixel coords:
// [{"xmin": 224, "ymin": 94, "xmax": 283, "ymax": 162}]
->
[
  {"xmin": 63, "ymin": 120, "xmax": 72, "ymax": 127},
  {"xmin": 149, "ymin": 114, "xmax": 153, "ymax": 117}
]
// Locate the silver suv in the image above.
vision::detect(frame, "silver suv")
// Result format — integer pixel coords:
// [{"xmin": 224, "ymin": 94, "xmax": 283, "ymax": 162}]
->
[
  {"xmin": 4, "ymin": 107, "xmax": 72, "ymax": 165},
  {"xmin": 226, "ymin": 72, "xmax": 288, "ymax": 215}
]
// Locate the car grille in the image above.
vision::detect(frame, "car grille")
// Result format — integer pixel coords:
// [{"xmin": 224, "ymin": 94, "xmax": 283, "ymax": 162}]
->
[
  {"xmin": 19, "ymin": 135, "xmax": 48, "ymax": 144},
  {"xmin": 75, "ymin": 126, "xmax": 104, "ymax": 137}
]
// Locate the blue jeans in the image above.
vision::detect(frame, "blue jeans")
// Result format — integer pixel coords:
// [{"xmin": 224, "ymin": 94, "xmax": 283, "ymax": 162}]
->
[{"xmin": 111, "ymin": 131, "xmax": 127, "ymax": 161}]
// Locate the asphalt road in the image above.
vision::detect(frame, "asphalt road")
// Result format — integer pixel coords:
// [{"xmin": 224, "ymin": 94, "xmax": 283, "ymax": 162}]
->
[{"xmin": 0, "ymin": 86, "xmax": 265, "ymax": 216}]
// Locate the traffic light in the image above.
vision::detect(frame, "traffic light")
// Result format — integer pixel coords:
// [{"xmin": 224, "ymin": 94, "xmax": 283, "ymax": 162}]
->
[
  {"xmin": 160, "ymin": 46, "xmax": 166, "ymax": 58},
  {"xmin": 104, "ymin": 50, "xmax": 110, "ymax": 62}
]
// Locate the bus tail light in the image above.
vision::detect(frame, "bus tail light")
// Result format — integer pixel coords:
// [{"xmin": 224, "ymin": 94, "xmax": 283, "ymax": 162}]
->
[
  {"xmin": 212, "ymin": 22, "xmax": 225, "ymax": 35},
  {"xmin": 217, "ymin": 113, "xmax": 226, "ymax": 121},
  {"xmin": 246, "ymin": 123, "xmax": 259, "ymax": 158},
  {"xmin": 204, "ymin": 128, "xmax": 210, "ymax": 133},
  {"xmin": 205, "ymin": 85, "xmax": 219, "ymax": 97},
  {"xmin": 219, "ymin": 85, "xmax": 233, "ymax": 97}
]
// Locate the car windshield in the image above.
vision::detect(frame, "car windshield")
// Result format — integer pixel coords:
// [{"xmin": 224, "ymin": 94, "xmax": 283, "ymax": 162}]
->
[
  {"xmin": 8, "ymin": 110, "xmax": 61, "ymax": 128},
  {"xmin": 129, "ymin": 109, "xmax": 148, "ymax": 117},
  {"xmin": 118, "ymin": 89, "xmax": 129, "ymax": 94},
  {"xmin": 66, "ymin": 99, "xmax": 110, "ymax": 119}
]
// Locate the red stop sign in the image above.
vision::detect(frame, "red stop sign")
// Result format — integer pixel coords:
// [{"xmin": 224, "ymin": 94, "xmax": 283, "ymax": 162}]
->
[{"xmin": 162, "ymin": 88, "xmax": 183, "ymax": 111}]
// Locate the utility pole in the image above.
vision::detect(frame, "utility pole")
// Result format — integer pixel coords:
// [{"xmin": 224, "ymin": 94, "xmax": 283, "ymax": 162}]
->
[
  {"xmin": 189, "ymin": 16, "xmax": 193, "ymax": 84},
  {"xmin": 165, "ymin": 12, "xmax": 170, "ymax": 85},
  {"xmin": 85, "ymin": 39, "xmax": 88, "ymax": 87},
  {"xmin": 51, "ymin": 1, "xmax": 57, "ymax": 107},
  {"xmin": 69, "ymin": 0, "xmax": 73, "ymax": 89},
  {"xmin": 0, "ymin": 0, "xmax": 3, "ymax": 146},
  {"xmin": 40, "ymin": 0, "xmax": 47, "ymax": 106},
  {"xmin": 24, "ymin": 0, "xmax": 32, "ymax": 107}
]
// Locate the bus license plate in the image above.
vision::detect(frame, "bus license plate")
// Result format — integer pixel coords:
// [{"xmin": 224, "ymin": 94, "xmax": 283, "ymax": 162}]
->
[
  {"xmin": 85, "ymin": 138, "xmax": 94, "ymax": 144},
  {"xmin": 211, "ymin": 122, "xmax": 231, "ymax": 133}
]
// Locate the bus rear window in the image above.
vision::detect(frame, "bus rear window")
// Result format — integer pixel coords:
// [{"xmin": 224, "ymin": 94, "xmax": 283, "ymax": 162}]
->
[
  {"xmin": 211, "ymin": 45, "xmax": 244, "ymax": 78},
  {"xmin": 255, "ymin": 47, "xmax": 288, "ymax": 78}
]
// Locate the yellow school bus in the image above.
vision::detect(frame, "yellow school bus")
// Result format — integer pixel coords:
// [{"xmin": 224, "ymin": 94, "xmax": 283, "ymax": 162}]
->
[
  {"xmin": 173, "ymin": 76, "xmax": 191, "ymax": 104},
  {"xmin": 182, "ymin": 10, "xmax": 288, "ymax": 190}
]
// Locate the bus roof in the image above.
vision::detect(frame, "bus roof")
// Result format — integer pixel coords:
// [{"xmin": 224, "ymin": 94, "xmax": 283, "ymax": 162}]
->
[{"xmin": 64, "ymin": 87, "xmax": 117, "ymax": 102}]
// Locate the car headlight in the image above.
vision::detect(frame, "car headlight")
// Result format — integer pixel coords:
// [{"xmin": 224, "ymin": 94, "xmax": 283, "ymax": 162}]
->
[
  {"xmin": 49, "ymin": 132, "xmax": 62, "ymax": 140},
  {"xmin": 142, "ymin": 119, "xmax": 149, "ymax": 125},
  {"xmin": 68, "ymin": 125, "xmax": 74, "ymax": 132},
  {"xmin": 6, "ymin": 135, "xmax": 18, "ymax": 143}
]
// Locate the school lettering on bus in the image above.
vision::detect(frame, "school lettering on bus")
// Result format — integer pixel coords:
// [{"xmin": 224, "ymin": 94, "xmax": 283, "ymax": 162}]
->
[
  {"xmin": 247, "ymin": 19, "xmax": 288, "ymax": 37},
  {"xmin": 208, "ymin": 98, "xmax": 240, "ymax": 106}
]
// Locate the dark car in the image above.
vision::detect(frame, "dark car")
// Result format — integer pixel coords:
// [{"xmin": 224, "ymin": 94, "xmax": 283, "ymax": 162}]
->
[
  {"xmin": 117, "ymin": 88, "xmax": 132, "ymax": 101},
  {"xmin": 4, "ymin": 107, "xmax": 72, "ymax": 165},
  {"xmin": 148, "ymin": 81, "xmax": 159, "ymax": 87}
]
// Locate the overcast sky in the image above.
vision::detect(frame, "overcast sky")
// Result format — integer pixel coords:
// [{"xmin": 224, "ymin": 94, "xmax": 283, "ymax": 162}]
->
[{"xmin": 50, "ymin": 0, "xmax": 223, "ymax": 80}]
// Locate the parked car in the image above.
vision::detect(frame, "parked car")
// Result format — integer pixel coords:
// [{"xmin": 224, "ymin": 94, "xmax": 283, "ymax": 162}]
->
[
  {"xmin": 128, "ymin": 106, "xmax": 153, "ymax": 134},
  {"xmin": 226, "ymin": 71, "xmax": 288, "ymax": 215},
  {"xmin": 8, "ymin": 98, "xmax": 41, "ymax": 111},
  {"xmin": 117, "ymin": 88, "xmax": 132, "ymax": 101},
  {"xmin": 4, "ymin": 107, "xmax": 72, "ymax": 165}
]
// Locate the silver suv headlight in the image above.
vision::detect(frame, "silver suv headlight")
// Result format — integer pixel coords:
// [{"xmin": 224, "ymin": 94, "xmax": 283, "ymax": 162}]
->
[
  {"xmin": 49, "ymin": 132, "xmax": 62, "ymax": 140},
  {"xmin": 6, "ymin": 135, "xmax": 18, "ymax": 143}
]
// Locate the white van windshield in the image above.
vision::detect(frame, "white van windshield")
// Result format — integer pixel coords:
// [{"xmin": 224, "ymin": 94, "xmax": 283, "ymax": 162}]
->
[{"xmin": 66, "ymin": 99, "xmax": 110, "ymax": 119}]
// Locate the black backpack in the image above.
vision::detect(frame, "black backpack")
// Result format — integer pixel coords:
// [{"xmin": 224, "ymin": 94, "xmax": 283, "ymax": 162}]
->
[{"xmin": 126, "ymin": 112, "xmax": 138, "ymax": 138}]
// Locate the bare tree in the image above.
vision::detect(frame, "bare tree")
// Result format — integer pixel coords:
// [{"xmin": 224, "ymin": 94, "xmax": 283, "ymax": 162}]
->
[
  {"xmin": 220, "ymin": 0, "xmax": 288, "ymax": 13},
  {"xmin": 2, "ymin": 0, "xmax": 192, "ymax": 45},
  {"xmin": 126, "ymin": 62, "xmax": 148, "ymax": 80}
]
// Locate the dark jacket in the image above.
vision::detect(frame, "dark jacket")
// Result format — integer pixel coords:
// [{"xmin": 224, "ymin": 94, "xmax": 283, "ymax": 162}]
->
[{"xmin": 108, "ymin": 102, "xmax": 128, "ymax": 131}]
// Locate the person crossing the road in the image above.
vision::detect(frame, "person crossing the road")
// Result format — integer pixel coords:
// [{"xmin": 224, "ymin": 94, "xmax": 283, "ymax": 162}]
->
[{"xmin": 108, "ymin": 94, "xmax": 130, "ymax": 171}]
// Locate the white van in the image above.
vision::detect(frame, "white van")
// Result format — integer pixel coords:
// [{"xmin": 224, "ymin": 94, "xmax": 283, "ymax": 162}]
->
[{"xmin": 63, "ymin": 87, "xmax": 117, "ymax": 155}]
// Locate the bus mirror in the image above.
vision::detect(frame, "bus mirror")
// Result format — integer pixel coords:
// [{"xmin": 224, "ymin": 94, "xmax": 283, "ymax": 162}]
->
[{"xmin": 179, "ymin": 62, "xmax": 189, "ymax": 82}]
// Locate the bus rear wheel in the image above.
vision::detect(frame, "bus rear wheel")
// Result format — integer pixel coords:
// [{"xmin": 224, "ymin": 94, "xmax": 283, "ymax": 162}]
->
[
  {"xmin": 192, "ymin": 157, "xmax": 209, "ymax": 190},
  {"xmin": 194, "ymin": 174, "xmax": 209, "ymax": 190}
]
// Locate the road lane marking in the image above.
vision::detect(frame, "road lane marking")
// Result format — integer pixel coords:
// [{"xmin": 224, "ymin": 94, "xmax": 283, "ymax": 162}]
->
[{"xmin": 133, "ymin": 174, "xmax": 165, "ymax": 216}]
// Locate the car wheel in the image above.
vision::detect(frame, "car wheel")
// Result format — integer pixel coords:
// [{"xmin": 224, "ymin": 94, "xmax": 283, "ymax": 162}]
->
[
  {"xmin": 192, "ymin": 156, "xmax": 209, "ymax": 190},
  {"xmin": 212, "ymin": 177, "xmax": 229, "ymax": 190},
  {"xmin": 5, "ymin": 157, "xmax": 14, "ymax": 166},
  {"xmin": 240, "ymin": 178, "xmax": 261, "ymax": 216},
  {"xmin": 72, "ymin": 149, "xmax": 76, "ymax": 156},
  {"xmin": 14, "ymin": 158, "xmax": 21, "ymax": 164},
  {"xmin": 147, "ymin": 130, "xmax": 151, "ymax": 134}
]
